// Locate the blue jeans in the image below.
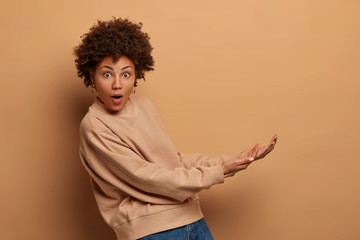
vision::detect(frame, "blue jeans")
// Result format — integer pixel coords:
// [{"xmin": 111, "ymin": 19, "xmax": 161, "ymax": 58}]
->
[{"xmin": 137, "ymin": 218, "xmax": 214, "ymax": 240}]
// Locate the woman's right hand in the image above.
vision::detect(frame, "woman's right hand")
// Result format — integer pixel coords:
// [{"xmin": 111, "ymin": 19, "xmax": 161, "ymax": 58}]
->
[{"xmin": 222, "ymin": 134, "xmax": 278, "ymax": 177}]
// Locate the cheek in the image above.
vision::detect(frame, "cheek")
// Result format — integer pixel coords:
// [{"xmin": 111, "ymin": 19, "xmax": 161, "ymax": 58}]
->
[
  {"xmin": 94, "ymin": 84, "xmax": 110, "ymax": 99},
  {"xmin": 95, "ymin": 80, "xmax": 109, "ymax": 92},
  {"xmin": 125, "ymin": 81, "xmax": 135, "ymax": 93}
]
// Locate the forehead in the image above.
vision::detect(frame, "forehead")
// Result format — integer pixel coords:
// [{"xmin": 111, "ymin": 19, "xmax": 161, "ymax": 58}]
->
[{"xmin": 97, "ymin": 55, "xmax": 134, "ymax": 69}]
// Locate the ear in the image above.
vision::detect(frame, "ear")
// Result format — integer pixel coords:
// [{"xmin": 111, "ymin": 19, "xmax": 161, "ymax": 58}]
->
[{"xmin": 89, "ymin": 71, "xmax": 95, "ymax": 82}]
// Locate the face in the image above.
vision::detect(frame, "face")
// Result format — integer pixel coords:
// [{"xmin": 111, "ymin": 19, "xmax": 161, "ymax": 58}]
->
[{"xmin": 91, "ymin": 55, "xmax": 135, "ymax": 112}]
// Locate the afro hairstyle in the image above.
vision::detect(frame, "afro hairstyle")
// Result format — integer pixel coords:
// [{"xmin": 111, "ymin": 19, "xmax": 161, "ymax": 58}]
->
[{"xmin": 74, "ymin": 18, "xmax": 154, "ymax": 88}]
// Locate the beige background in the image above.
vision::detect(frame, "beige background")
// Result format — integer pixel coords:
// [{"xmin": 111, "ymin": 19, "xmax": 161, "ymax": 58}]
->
[{"xmin": 1, "ymin": 0, "xmax": 359, "ymax": 239}]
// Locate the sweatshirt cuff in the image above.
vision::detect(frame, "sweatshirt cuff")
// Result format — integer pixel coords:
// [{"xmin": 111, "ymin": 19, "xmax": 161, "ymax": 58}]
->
[{"xmin": 213, "ymin": 164, "xmax": 225, "ymax": 184}]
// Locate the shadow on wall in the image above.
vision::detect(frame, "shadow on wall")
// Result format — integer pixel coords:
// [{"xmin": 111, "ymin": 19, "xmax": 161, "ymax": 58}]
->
[{"xmin": 65, "ymin": 82, "xmax": 116, "ymax": 240}]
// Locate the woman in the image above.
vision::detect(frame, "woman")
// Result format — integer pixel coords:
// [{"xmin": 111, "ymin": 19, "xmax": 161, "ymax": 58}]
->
[{"xmin": 74, "ymin": 18, "xmax": 277, "ymax": 240}]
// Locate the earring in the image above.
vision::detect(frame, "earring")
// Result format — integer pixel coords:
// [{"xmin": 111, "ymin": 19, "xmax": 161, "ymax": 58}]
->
[
  {"xmin": 91, "ymin": 82, "xmax": 96, "ymax": 93},
  {"xmin": 132, "ymin": 87, "xmax": 136, "ymax": 94}
]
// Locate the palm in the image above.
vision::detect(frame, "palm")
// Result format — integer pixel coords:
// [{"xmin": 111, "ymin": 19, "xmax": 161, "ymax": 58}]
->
[{"xmin": 241, "ymin": 134, "xmax": 277, "ymax": 161}]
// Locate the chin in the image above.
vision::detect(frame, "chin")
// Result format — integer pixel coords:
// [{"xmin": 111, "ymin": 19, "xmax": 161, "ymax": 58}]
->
[
  {"xmin": 109, "ymin": 105, "xmax": 124, "ymax": 112},
  {"xmin": 102, "ymin": 103, "xmax": 122, "ymax": 112}
]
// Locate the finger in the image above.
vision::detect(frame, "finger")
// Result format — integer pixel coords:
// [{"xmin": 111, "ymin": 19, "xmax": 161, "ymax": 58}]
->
[
  {"xmin": 262, "ymin": 145, "xmax": 274, "ymax": 157},
  {"xmin": 249, "ymin": 144, "xmax": 259, "ymax": 162},
  {"xmin": 235, "ymin": 158, "xmax": 253, "ymax": 165},
  {"xmin": 267, "ymin": 135, "xmax": 278, "ymax": 153},
  {"xmin": 245, "ymin": 144, "xmax": 258, "ymax": 156},
  {"xmin": 258, "ymin": 138, "xmax": 278, "ymax": 159},
  {"xmin": 260, "ymin": 135, "xmax": 278, "ymax": 156},
  {"xmin": 251, "ymin": 143, "xmax": 259, "ymax": 151},
  {"xmin": 263, "ymin": 136, "xmax": 276, "ymax": 152},
  {"xmin": 252, "ymin": 145, "xmax": 260, "ymax": 160},
  {"xmin": 270, "ymin": 134, "xmax": 278, "ymax": 146},
  {"xmin": 259, "ymin": 144, "xmax": 274, "ymax": 158}
]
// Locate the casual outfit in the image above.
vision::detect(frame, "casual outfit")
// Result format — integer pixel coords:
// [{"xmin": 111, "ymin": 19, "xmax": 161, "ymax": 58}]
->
[{"xmin": 79, "ymin": 96, "xmax": 234, "ymax": 239}]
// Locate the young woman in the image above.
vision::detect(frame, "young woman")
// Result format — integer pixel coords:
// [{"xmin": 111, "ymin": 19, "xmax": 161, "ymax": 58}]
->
[{"xmin": 74, "ymin": 18, "xmax": 277, "ymax": 240}]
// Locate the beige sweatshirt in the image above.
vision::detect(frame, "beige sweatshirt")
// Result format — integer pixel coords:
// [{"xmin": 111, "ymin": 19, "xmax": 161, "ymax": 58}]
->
[{"xmin": 79, "ymin": 96, "xmax": 229, "ymax": 239}]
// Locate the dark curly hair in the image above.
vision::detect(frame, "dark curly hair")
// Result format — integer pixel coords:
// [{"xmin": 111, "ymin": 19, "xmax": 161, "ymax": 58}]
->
[{"xmin": 74, "ymin": 18, "xmax": 154, "ymax": 88}]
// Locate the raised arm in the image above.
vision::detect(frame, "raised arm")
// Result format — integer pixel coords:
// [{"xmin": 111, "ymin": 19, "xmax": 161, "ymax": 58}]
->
[{"xmin": 80, "ymin": 129, "xmax": 225, "ymax": 205}]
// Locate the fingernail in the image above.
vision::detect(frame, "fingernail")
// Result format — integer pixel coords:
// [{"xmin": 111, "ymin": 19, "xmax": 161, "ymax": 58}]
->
[{"xmin": 249, "ymin": 158, "xmax": 254, "ymax": 162}]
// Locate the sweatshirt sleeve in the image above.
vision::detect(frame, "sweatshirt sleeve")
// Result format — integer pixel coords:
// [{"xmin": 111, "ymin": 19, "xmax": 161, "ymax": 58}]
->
[
  {"xmin": 177, "ymin": 152, "xmax": 240, "ymax": 170},
  {"xmin": 81, "ymin": 128, "xmax": 225, "ymax": 204}
]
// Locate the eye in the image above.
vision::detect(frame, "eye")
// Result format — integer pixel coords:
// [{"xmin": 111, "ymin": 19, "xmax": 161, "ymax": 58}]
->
[
  {"xmin": 123, "ymin": 72, "xmax": 130, "ymax": 78},
  {"xmin": 104, "ymin": 72, "xmax": 111, "ymax": 78}
]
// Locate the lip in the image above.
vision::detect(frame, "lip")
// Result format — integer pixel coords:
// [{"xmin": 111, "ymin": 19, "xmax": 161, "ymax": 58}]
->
[{"xmin": 111, "ymin": 95, "xmax": 123, "ymax": 104}]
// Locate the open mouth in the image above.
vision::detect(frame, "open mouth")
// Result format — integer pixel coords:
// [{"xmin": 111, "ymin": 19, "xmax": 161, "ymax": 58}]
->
[{"xmin": 111, "ymin": 95, "xmax": 123, "ymax": 104}]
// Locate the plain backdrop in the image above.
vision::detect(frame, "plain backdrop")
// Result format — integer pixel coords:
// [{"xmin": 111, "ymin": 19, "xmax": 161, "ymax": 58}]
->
[{"xmin": 1, "ymin": 0, "xmax": 359, "ymax": 239}]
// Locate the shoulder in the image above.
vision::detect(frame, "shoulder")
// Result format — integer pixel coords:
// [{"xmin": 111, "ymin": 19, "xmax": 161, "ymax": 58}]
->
[
  {"xmin": 130, "ymin": 95, "xmax": 153, "ymax": 106},
  {"xmin": 130, "ymin": 96, "xmax": 159, "ymax": 115},
  {"xmin": 79, "ymin": 109, "xmax": 110, "ymax": 140}
]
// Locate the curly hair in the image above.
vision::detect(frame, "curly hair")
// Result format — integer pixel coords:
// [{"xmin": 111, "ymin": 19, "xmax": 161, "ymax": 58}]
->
[{"xmin": 74, "ymin": 18, "xmax": 154, "ymax": 87}]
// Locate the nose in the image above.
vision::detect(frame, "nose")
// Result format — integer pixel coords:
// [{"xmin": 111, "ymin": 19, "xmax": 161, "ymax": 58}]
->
[{"xmin": 112, "ymin": 77, "xmax": 122, "ymax": 90}]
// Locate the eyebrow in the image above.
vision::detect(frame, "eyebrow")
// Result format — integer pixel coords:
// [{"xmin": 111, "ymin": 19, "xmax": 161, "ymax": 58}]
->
[{"xmin": 100, "ymin": 65, "xmax": 133, "ymax": 70}]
